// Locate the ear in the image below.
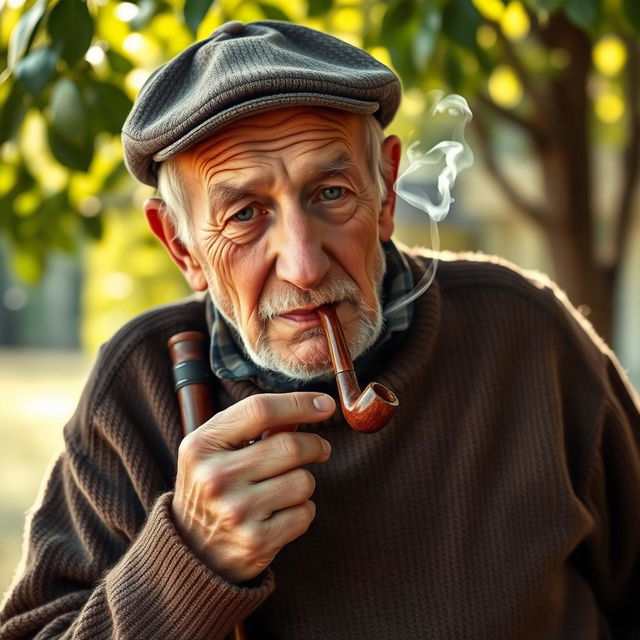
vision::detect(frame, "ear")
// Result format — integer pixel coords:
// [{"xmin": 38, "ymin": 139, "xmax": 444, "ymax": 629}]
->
[
  {"xmin": 378, "ymin": 134, "xmax": 401, "ymax": 242},
  {"xmin": 144, "ymin": 198, "xmax": 208, "ymax": 291}
]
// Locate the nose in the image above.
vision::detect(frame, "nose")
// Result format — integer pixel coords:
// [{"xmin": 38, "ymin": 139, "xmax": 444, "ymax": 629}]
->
[{"xmin": 273, "ymin": 209, "xmax": 331, "ymax": 290}]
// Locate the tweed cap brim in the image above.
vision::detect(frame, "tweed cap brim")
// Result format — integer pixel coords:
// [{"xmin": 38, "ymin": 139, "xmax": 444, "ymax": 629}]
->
[{"xmin": 122, "ymin": 20, "xmax": 401, "ymax": 187}]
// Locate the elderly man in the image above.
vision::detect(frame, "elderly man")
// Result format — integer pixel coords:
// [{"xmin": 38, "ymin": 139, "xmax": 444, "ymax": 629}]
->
[{"xmin": 2, "ymin": 20, "xmax": 640, "ymax": 640}]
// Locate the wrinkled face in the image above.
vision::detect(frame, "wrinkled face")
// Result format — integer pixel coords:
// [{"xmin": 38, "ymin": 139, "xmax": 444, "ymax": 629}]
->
[{"xmin": 172, "ymin": 107, "xmax": 396, "ymax": 380}]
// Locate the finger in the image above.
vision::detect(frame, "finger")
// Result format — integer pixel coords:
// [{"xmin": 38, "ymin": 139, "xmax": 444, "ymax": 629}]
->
[
  {"xmin": 242, "ymin": 422, "xmax": 298, "ymax": 447},
  {"xmin": 250, "ymin": 468, "xmax": 317, "ymax": 519},
  {"xmin": 238, "ymin": 431, "xmax": 331, "ymax": 482},
  {"xmin": 260, "ymin": 422, "xmax": 298, "ymax": 439},
  {"xmin": 197, "ymin": 392, "xmax": 335, "ymax": 450},
  {"xmin": 218, "ymin": 501, "xmax": 317, "ymax": 582},
  {"xmin": 264, "ymin": 500, "xmax": 317, "ymax": 548}
]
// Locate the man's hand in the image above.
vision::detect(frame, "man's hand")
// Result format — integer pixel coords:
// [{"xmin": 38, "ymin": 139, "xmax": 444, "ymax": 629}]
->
[{"xmin": 172, "ymin": 392, "xmax": 335, "ymax": 583}]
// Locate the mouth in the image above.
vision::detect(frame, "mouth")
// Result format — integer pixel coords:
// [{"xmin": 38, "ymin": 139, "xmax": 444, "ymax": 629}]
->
[
  {"xmin": 278, "ymin": 305, "xmax": 324, "ymax": 325},
  {"xmin": 277, "ymin": 302, "xmax": 340, "ymax": 326}
]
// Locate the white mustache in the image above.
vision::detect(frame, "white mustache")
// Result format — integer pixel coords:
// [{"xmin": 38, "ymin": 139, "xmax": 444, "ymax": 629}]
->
[{"xmin": 258, "ymin": 278, "xmax": 361, "ymax": 321}]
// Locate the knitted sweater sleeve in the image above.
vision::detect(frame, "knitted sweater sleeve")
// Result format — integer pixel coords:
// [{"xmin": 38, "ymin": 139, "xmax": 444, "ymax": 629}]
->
[
  {"xmin": 0, "ymin": 307, "xmax": 274, "ymax": 639},
  {"xmin": 540, "ymin": 275, "xmax": 640, "ymax": 635},
  {"xmin": 581, "ymin": 359, "xmax": 640, "ymax": 637},
  {"xmin": 524, "ymin": 276, "xmax": 640, "ymax": 635}
]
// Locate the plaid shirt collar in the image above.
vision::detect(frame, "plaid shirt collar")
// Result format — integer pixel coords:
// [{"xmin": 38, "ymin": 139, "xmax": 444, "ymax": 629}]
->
[{"xmin": 208, "ymin": 240, "xmax": 414, "ymax": 391}]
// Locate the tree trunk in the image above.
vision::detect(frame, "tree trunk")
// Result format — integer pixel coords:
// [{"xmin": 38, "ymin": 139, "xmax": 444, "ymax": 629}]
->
[
  {"xmin": 536, "ymin": 15, "xmax": 615, "ymax": 342},
  {"xmin": 472, "ymin": 13, "xmax": 623, "ymax": 342},
  {"xmin": 543, "ymin": 217, "xmax": 614, "ymax": 342}
]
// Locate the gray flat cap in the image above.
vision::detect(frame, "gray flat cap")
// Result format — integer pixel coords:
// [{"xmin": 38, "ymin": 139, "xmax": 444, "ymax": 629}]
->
[{"xmin": 122, "ymin": 20, "xmax": 401, "ymax": 186}]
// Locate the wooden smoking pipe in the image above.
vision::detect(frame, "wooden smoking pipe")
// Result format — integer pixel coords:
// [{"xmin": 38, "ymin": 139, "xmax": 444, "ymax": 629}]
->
[
  {"xmin": 316, "ymin": 304, "xmax": 399, "ymax": 434},
  {"xmin": 167, "ymin": 330, "xmax": 247, "ymax": 640}
]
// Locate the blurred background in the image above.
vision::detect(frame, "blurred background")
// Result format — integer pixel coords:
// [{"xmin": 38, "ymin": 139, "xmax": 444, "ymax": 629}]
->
[{"xmin": 1, "ymin": 0, "xmax": 639, "ymax": 595}]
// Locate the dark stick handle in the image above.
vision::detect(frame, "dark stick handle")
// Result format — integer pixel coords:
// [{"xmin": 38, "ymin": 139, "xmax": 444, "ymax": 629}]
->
[
  {"xmin": 167, "ymin": 330, "xmax": 248, "ymax": 640},
  {"xmin": 168, "ymin": 331, "xmax": 216, "ymax": 434}
]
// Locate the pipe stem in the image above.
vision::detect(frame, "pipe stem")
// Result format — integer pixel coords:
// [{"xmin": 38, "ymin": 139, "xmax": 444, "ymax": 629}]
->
[{"xmin": 316, "ymin": 305, "xmax": 398, "ymax": 433}]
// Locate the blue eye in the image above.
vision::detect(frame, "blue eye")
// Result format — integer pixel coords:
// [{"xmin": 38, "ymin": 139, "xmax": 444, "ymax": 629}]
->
[
  {"xmin": 233, "ymin": 207, "xmax": 257, "ymax": 222},
  {"xmin": 321, "ymin": 187, "xmax": 344, "ymax": 201}
]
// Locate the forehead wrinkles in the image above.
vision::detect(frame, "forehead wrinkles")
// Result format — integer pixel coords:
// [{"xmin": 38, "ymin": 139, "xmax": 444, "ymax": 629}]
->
[
  {"xmin": 186, "ymin": 110, "xmax": 362, "ymax": 173},
  {"xmin": 179, "ymin": 111, "xmax": 367, "ymax": 208},
  {"xmin": 192, "ymin": 138, "xmax": 362, "ymax": 196}
]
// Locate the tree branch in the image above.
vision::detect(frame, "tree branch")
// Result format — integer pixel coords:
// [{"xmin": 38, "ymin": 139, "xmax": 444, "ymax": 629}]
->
[
  {"xmin": 471, "ymin": 113, "xmax": 548, "ymax": 227},
  {"xmin": 613, "ymin": 36, "xmax": 640, "ymax": 273},
  {"xmin": 482, "ymin": 16, "xmax": 551, "ymax": 128},
  {"xmin": 474, "ymin": 92, "xmax": 546, "ymax": 148}
]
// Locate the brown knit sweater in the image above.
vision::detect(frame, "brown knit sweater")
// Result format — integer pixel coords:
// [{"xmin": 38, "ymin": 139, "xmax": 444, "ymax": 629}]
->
[{"xmin": 1, "ymin": 252, "xmax": 639, "ymax": 640}]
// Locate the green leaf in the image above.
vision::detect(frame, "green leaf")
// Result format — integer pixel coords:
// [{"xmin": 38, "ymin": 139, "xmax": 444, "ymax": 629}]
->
[
  {"xmin": 183, "ymin": 0, "xmax": 214, "ymax": 35},
  {"xmin": 444, "ymin": 49, "xmax": 464, "ymax": 91},
  {"xmin": 49, "ymin": 77, "xmax": 93, "ymax": 170},
  {"xmin": 48, "ymin": 126, "xmax": 94, "ymax": 171},
  {"xmin": 84, "ymin": 80, "xmax": 134, "ymax": 135},
  {"xmin": 0, "ymin": 83, "xmax": 29, "ymax": 144},
  {"xmin": 383, "ymin": 0, "xmax": 416, "ymax": 34},
  {"xmin": 474, "ymin": 44, "xmax": 495, "ymax": 75},
  {"xmin": 539, "ymin": 0, "xmax": 563, "ymax": 9},
  {"xmin": 130, "ymin": 0, "xmax": 167, "ymax": 30},
  {"xmin": 51, "ymin": 221, "xmax": 77, "ymax": 253},
  {"xmin": 413, "ymin": 5, "xmax": 441, "ymax": 71},
  {"xmin": 38, "ymin": 190, "xmax": 69, "ymax": 224},
  {"xmin": 382, "ymin": 3, "xmax": 421, "ymax": 85},
  {"xmin": 522, "ymin": 0, "xmax": 563, "ymax": 11},
  {"xmin": 102, "ymin": 161, "xmax": 129, "ymax": 190},
  {"xmin": 307, "ymin": 0, "xmax": 332, "ymax": 18},
  {"xmin": 105, "ymin": 48, "xmax": 134, "ymax": 74},
  {"xmin": 442, "ymin": 0, "xmax": 482, "ymax": 51},
  {"xmin": 565, "ymin": 0, "xmax": 601, "ymax": 30},
  {"xmin": 623, "ymin": 0, "xmax": 640, "ymax": 35},
  {"xmin": 51, "ymin": 77, "xmax": 88, "ymax": 146},
  {"xmin": 48, "ymin": 0, "xmax": 94, "ymax": 66},
  {"xmin": 38, "ymin": 192, "xmax": 79, "ymax": 252},
  {"xmin": 80, "ymin": 212, "xmax": 103, "ymax": 240},
  {"xmin": 7, "ymin": 163, "xmax": 36, "ymax": 196},
  {"xmin": 7, "ymin": 0, "xmax": 48, "ymax": 70},
  {"xmin": 14, "ymin": 46, "xmax": 59, "ymax": 95},
  {"xmin": 257, "ymin": 3, "xmax": 292, "ymax": 21},
  {"xmin": 0, "ymin": 164, "xmax": 36, "ymax": 231}
]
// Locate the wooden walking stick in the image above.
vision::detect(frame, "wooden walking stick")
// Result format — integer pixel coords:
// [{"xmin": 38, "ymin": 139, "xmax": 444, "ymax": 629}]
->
[{"xmin": 168, "ymin": 330, "xmax": 248, "ymax": 640}]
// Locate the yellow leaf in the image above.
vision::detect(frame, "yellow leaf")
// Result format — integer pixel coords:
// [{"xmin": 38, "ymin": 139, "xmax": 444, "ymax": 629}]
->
[
  {"xmin": 500, "ymin": 1, "xmax": 530, "ymax": 41},
  {"xmin": 593, "ymin": 36, "xmax": 627, "ymax": 77},
  {"xmin": 488, "ymin": 65, "xmax": 523, "ymax": 108}
]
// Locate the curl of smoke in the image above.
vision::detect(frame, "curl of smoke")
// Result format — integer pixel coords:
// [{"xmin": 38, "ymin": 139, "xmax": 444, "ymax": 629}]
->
[{"xmin": 385, "ymin": 92, "xmax": 473, "ymax": 318}]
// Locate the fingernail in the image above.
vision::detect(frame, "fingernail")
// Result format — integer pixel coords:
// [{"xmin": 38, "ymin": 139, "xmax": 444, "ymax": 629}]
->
[
  {"xmin": 321, "ymin": 438, "xmax": 332, "ymax": 456},
  {"xmin": 313, "ymin": 394, "xmax": 334, "ymax": 413}
]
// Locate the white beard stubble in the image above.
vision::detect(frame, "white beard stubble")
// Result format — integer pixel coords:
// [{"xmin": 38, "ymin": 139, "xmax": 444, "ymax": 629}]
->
[{"xmin": 212, "ymin": 244, "xmax": 387, "ymax": 382}]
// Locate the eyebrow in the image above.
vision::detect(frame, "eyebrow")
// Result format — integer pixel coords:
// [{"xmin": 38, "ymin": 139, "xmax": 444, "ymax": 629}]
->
[
  {"xmin": 309, "ymin": 153, "xmax": 357, "ymax": 176},
  {"xmin": 207, "ymin": 183, "xmax": 258, "ymax": 212},
  {"xmin": 206, "ymin": 153, "xmax": 357, "ymax": 212}
]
